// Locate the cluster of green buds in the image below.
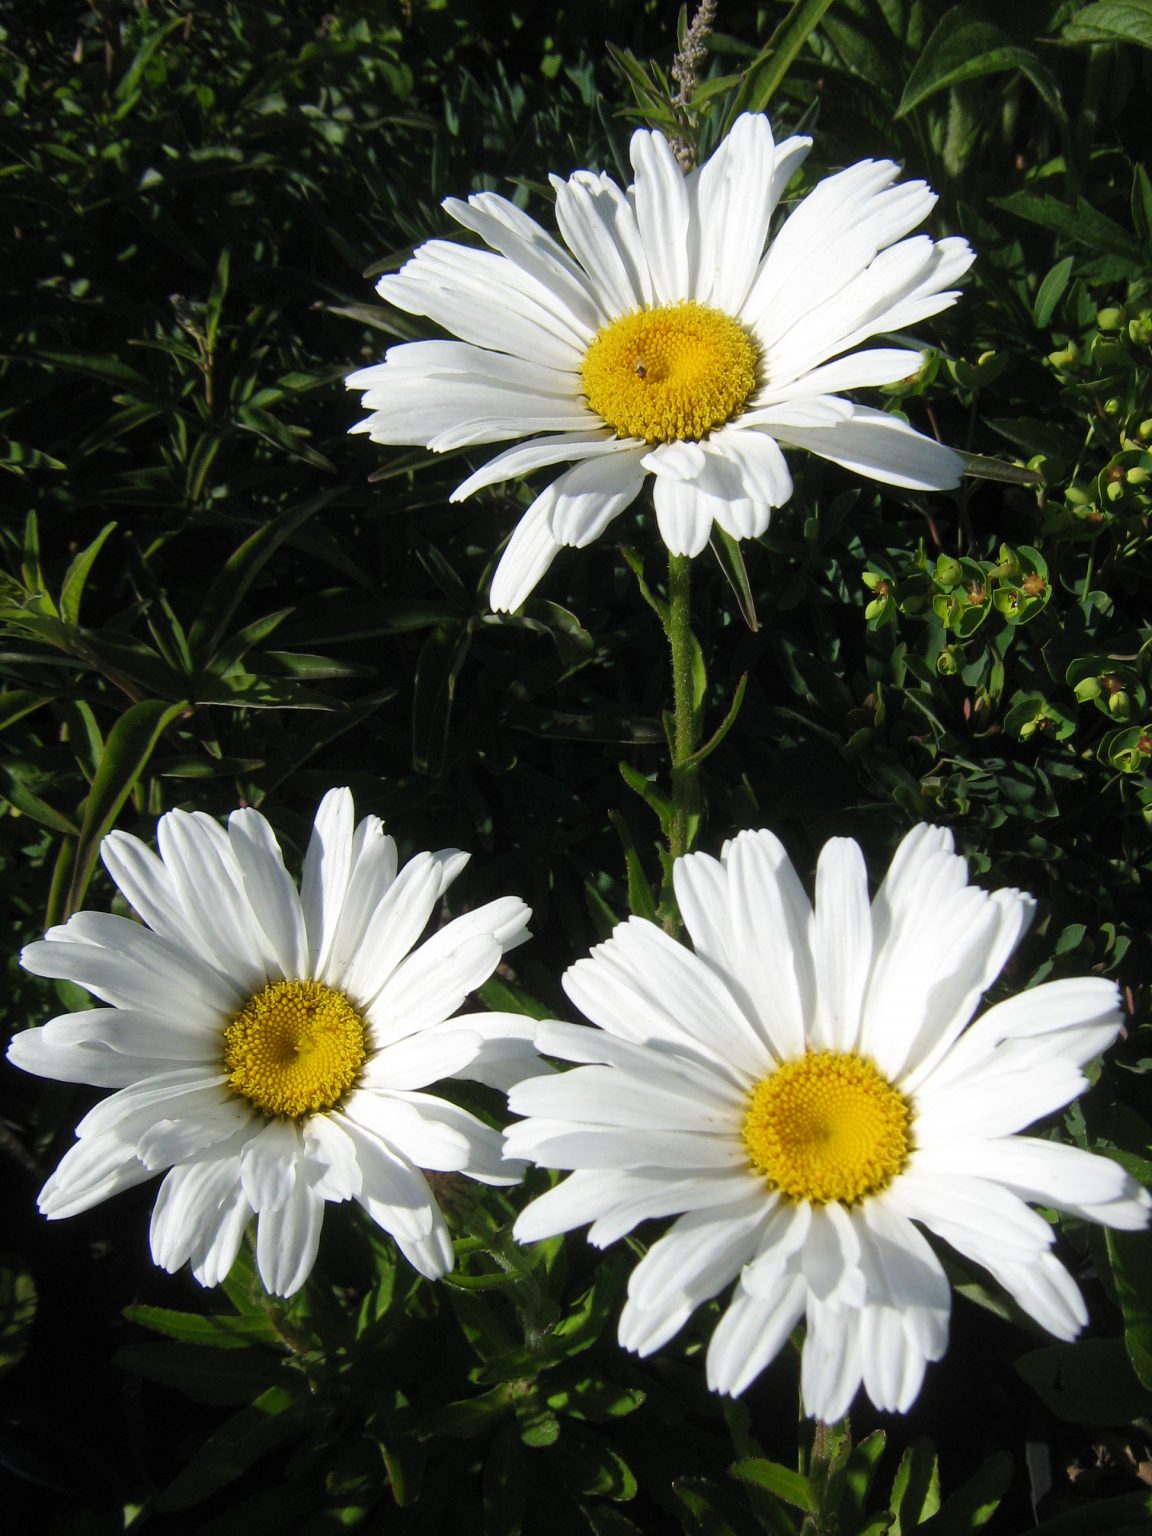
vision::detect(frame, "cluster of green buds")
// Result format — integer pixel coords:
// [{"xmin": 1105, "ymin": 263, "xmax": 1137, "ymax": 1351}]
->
[
  {"xmin": 1044, "ymin": 301, "xmax": 1152, "ymax": 535},
  {"xmin": 1100, "ymin": 724, "xmax": 1152, "ymax": 775},
  {"xmin": 1067, "ymin": 657, "xmax": 1147, "ymax": 723},
  {"xmin": 863, "ymin": 543, "xmax": 1050, "ymax": 662}
]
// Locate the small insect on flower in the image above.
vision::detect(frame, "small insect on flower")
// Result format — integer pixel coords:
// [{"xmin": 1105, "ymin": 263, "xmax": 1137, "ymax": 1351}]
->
[
  {"xmin": 349, "ymin": 114, "xmax": 971, "ymax": 611},
  {"xmin": 9, "ymin": 789, "xmax": 540, "ymax": 1296},
  {"xmin": 505, "ymin": 824, "xmax": 1149, "ymax": 1421}
]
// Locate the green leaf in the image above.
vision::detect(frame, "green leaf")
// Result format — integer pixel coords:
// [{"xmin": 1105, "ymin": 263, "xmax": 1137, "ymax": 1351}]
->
[
  {"xmin": 709, "ymin": 528, "xmax": 759, "ymax": 631},
  {"xmin": 154, "ymin": 1385, "xmax": 309, "ymax": 1510},
  {"xmin": 608, "ymin": 809, "xmax": 660, "ymax": 923},
  {"xmin": 1061, "ymin": 2, "xmax": 1152, "ymax": 49},
  {"xmin": 0, "ymin": 1260, "xmax": 37, "ymax": 1377},
  {"xmin": 188, "ymin": 493, "xmax": 333, "ymax": 662},
  {"xmin": 115, "ymin": 1342, "xmax": 283, "ymax": 1407},
  {"xmin": 66, "ymin": 698, "xmax": 189, "ymax": 915},
  {"xmin": 1105, "ymin": 1223, "xmax": 1152, "ymax": 1390},
  {"xmin": 730, "ymin": 1459, "xmax": 815, "ymax": 1512},
  {"xmin": 0, "ymin": 690, "xmax": 53, "ymax": 732},
  {"xmin": 989, "ymin": 191, "xmax": 1144, "ymax": 266},
  {"xmin": 1033, "ymin": 256, "xmax": 1076, "ymax": 328},
  {"xmin": 411, "ymin": 622, "xmax": 472, "ymax": 776},
  {"xmin": 897, "ymin": 8, "xmax": 1064, "ymax": 117},
  {"xmin": 58, "ymin": 523, "xmax": 117, "ymax": 628},
  {"xmin": 724, "ymin": 0, "xmax": 839, "ymax": 128},
  {"xmin": 681, "ymin": 675, "xmax": 748, "ymax": 770},
  {"xmin": 1030, "ymin": 1493, "xmax": 1152, "ymax": 1534},
  {"xmin": 1015, "ymin": 1336, "xmax": 1152, "ymax": 1423},
  {"xmin": 619, "ymin": 761, "xmax": 671, "ymax": 832},
  {"xmin": 123, "ymin": 1304, "xmax": 281, "ymax": 1349},
  {"xmin": 1132, "ymin": 164, "xmax": 1152, "ymax": 251},
  {"xmin": 917, "ymin": 1451, "xmax": 1011, "ymax": 1534},
  {"xmin": 889, "ymin": 1437, "xmax": 941, "ymax": 1533}
]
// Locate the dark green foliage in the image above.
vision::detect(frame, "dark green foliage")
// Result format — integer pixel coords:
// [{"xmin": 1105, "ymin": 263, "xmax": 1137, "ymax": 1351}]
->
[{"xmin": 3, "ymin": 1, "xmax": 1152, "ymax": 1532}]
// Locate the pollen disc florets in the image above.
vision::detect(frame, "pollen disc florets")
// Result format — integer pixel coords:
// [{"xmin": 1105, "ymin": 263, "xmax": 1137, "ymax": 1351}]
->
[
  {"xmin": 742, "ymin": 1049, "xmax": 912, "ymax": 1205},
  {"xmin": 223, "ymin": 979, "xmax": 367, "ymax": 1120},
  {"xmin": 581, "ymin": 301, "xmax": 758, "ymax": 444}
]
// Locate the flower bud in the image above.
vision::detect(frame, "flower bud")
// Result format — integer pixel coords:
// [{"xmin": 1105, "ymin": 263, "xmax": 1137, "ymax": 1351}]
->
[
  {"xmin": 935, "ymin": 554, "xmax": 962, "ymax": 586},
  {"xmin": 1096, "ymin": 306, "xmax": 1125, "ymax": 331}
]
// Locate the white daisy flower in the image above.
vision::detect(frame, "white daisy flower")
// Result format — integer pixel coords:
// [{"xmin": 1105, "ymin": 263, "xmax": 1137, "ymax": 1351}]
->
[
  {"xmin": 505, "ymin": 824, "xmax": 1150, "ymax": 1421},
  {"xmin": 9, "ymin": 788, "xmax": 539, "ymax": 1297},
  {"xmin": 348, "ymin": 114, "xmax": 971, "ymax": 612}
]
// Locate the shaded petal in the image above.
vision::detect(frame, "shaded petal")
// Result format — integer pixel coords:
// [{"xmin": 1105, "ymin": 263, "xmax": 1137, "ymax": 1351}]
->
[
  {"xmin": 618, "ymin": 1195, "xmax": 769, "ymax": 1355},
  {"xmin": 547, "ymin": 448, "xmax": 648, "ymax": 547},
  {"xmin": 38, "ymin": 1132, "xmax": 156, "ymax": 1219},
  {"xmin": 256, "ymin": 1178, "xmax": 325, "ymax": 1296},
  {"xmin": 769, "ymin": 403, "xmax": 964, "ymax": 491},
  {"xmin": 451, "ymin": 432, "xmax": 634, "ymax": 502},
  {"xmin": 707, "ymin": 1273, "xmax": 807, "ymax": 1396}
]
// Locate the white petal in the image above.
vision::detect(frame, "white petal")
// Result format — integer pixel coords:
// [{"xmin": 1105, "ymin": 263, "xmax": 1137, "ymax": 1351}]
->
[
  {"xmin": 651, "ymin": 474, "xmax": 716, "ymax": 557},
  {"xmin": 509, "ymin": 1062, "xmax": 738, "ymax": 1135},
  {"xmin": 755, "ymin": 347, "xmax": 927, "ymax": 406},
  {"xmin": 149, "ymin": 1137, "xmax": 250, "ymax": 1281},
  {"xmin": 561, "ymin": 916, "xmax": 768, "ymax": 1081},
  {"xmin": 228, "ymin": 808, "xmax": 309, "ymax": 980},
  {"xmin": 889, "ymin": 1168, "xmax": 1055, "ymax": 1264},
  {"xmin": 375, "ymin": 240, "xmax": 591, "ymax": 367},
  {"xmin": 503, "ymin": 1116, "xmax": 745, "ymax": 1171},
  {"xmin": 300, "ymin": 787, "xmax": 356, "ymax": 976},
  {"xmin": 630, "ymin": 128, "xmax": 691, "ymax": 303},
  {"xmin": 982, "ymin": 1251, "xmax": 1087, "ymax": 1340},
  {"xmin": 363, "ymin": 1027, "xmax": 482, "ymax": 1091},
  {"xmin": 489, "ymin": 494, "xmax": 563, "ymax": 614},
  {"xmin": 552, "ymin": 168, "xmax": 654, "ymax": 316},
  {"xmin": 444, "ymin": 190, "xmax": 602, "ymax": 332},
  {"xmin": 7, "ymin": 1009, "xmax": 218, "ymax": 1087},
  {"xmin": 691, "ymin": 113, "xmax": 779, "ymax": 313},
  {"xmin": 810, "ymin": 837, "xmax": 872, "ymax": 1051},
  {"xmin": 913, "ymin": 1136, "xmax": 1146, "ymax": 1219},
  {"xmin": 339, "ymin": 851, "xmax": 443, "ymax": 1005},
  {"xmin": 156, "ymin": 810, "xmax": 273, "ymax": 990},
  {"xmin": 22, "ymin": 915, "xmax": 241, "ymax": 1023}
]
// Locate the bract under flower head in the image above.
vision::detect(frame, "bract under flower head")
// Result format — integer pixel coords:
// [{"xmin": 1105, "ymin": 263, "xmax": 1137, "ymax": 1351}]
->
[
  {"xmin": 506, "ymin": 824, "xmax": 1150, "ymax": 1421},
  {"xmin": 9, "ymin": 789, "xmax": 541, "ymax": 1297},
  {"xmin": 349, "ymin": 114, "xmax": 972, "ymax": 611}
]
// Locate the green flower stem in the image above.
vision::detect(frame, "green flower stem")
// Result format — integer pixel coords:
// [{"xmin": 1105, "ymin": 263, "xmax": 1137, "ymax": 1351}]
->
[{"xmin": 666, "ymin": 550, "xmax": 698, "ymax": 865}]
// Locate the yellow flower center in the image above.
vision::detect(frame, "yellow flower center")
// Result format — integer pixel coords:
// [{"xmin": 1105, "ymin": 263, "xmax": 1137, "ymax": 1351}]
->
[
  {"xmin": 581, "ymin": 301, "xmax": 758, "ymax": 444},
  {"xmin": 741, "ymin": 1051, "xmax": 912, "ymax": 1205},
  {"xmin": 222, "ymin": 979, "xmax": 367, "ymax": 1120}
]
